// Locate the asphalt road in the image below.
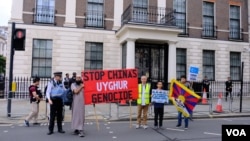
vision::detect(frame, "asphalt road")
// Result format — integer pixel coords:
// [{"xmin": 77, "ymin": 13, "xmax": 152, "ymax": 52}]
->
[{"xmin": 0, "ymin": 117, "xmax": 249, "ymax": 141}]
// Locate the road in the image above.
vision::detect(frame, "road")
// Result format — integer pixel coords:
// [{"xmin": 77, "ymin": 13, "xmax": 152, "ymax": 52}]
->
[{"xmin": 0, "ymin": 117, "xmax": 249, "ymax": 141}]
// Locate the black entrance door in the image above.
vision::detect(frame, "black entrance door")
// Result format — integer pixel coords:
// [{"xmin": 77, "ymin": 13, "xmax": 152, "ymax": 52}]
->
[{"xmin": 135, "ymin": 43, "xmax": 168, "ymax": 88}]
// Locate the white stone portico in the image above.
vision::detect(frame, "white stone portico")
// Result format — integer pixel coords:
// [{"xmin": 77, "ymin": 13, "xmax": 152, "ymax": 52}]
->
[{"xmin": 116, "ymin": 24, "xmax": 182, "ymax": 82}]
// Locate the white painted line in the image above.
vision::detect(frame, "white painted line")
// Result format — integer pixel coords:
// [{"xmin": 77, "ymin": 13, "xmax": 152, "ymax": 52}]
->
[
  {"xmin": 3, "ymin": 130, "xmax": 8, "ymax": 133},
  {"xmin": 109, "ymin": 131, "xmax": 114, "ymax": 134},
  {"xmin": 0, "ymin": 124, "xmax": 12, "ymax": 127},
  {"xmin": 166, "ymin": 128, "xmax": 185, "ymax": 132},
  {"xmin": 112, "ymin": 136, "xmax": 117, "ymax": 139},
  {"xmin": 204, "ymin": 132, "xmax": 221, "ymax": 136}
]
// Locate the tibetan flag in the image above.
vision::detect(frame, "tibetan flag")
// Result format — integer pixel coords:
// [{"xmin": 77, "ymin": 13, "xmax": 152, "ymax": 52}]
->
[{"xmin": 169, "ymin": 79, "xmax": 201, "ymax": 117}]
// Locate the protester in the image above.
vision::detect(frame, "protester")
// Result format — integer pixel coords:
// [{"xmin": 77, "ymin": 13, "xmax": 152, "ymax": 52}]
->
[
  {"xmin": 24, "ymin": 77, "xmax": 42, "ymax": 127},
  {"xmin": 202, "ymin": 76, "xmax": 210, "ymax": 99},
  {"xmin": 63, "ymin": 73, "xmax": 70, "ymax": 89},
  {"xmin": 152, "ymin": 81, "xmax": 165, "ymax": 130},
  {"xmin": 176, "ymin": 75, "xmax": 190, "ymax": 129},
  {"xmin": 71, "ymin": 75, "xmax": 85, "ymax": 137},
  {"xmin": 225, "ymin": 76, "xmax": 233, "ymax": 101},
  {"xmin": 46, "ymin": 72, "xmax": 65, "ymax": 135},
  {"xmin": 136, "ymin": 75, "xmax": 151, "ymax": 129}
]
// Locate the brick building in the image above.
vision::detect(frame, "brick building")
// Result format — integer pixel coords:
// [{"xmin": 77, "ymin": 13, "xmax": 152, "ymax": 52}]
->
[{"xmin": 6, "ymin": 0, "xmax": 250, "ymax": 83}]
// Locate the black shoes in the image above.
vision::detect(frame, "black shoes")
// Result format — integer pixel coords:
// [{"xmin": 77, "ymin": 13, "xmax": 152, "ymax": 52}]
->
[
  {"xmin": 47, "ymin": 131, "xmax": 54, "ymax": 135},
  {"xmin": 58, "ymin": 130, "xmax": 65, "ymax": 133}
]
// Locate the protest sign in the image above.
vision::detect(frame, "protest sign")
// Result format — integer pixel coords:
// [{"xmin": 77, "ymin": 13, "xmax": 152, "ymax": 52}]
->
[
  {"xmin": 151, "ymin": 89, "xmax": 168, "ymax": 104},
  {"xmin": 82, "ymin": 69, "xmax": 138, "ymax": 105}
]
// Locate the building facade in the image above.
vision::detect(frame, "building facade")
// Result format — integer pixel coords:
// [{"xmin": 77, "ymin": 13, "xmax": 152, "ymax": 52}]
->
[
  {"xmin": 0, "ymin": 26, "xmax": 8, "ymax": 57},
  {"xmin": 6, "ymin": 0, "xmax": 250, "ymax": 83}
]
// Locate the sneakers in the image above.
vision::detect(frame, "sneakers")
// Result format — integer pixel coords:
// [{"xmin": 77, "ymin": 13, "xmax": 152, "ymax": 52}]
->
[
  {"xmin": 184, "ymin": 127, "xmax": 188, "ymax": 130},
  {"xmin": 153, "ymin": 126, "xmax": 158, "ymax": 130},
  {"xmin": 78, "ymin": 130, "xmax": 85, "ymax": 137},
  {"xmin": 159, "ymin": 126, "xmax": 164, "ymax": 130},
  {"xmin": 135, "ymin": 124, "xmax": 140, "ymax": 129},
  {"xmin": 24, "ymin": 120, "xmax": 29, "ymax": 127},
  {"xmin": 142, "ymin": 125, "xmax": 148, "ymax": 129}
]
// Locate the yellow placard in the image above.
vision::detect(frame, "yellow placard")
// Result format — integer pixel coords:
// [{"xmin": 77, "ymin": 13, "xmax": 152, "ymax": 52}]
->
[{"xmin": 12, "ymin": 82, "xmax": 17, "ymax": 92}]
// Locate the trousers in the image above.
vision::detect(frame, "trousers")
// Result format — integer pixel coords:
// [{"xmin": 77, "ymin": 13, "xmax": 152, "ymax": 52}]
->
[{"xmin": 48, "ymin": 98, "xmax": 63, "ymax": 132}]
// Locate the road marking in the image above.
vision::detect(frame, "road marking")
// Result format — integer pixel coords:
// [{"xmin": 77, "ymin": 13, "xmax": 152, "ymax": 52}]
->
[
  {"xmin": 109, "ymin": 131, "xmax": 114, "ymax": 134},
  {"xmin": 3, "ymin": 130, "xmax": 8, "ymax": 133},
  {"xmin": 104, "ymin": 123, "xmax": 108, "ymax": 126},
  {"xmin": 112, "ymin": 136, "xmax": 117, "ymax": 139},
  {"xmin": 106, "ymin": 127, "xmax": 110, "ymax": 129},
  {"xmin": 204, "ymin": 132, "xmax": 221, "ymax": 136},
  {"xmin": 166, "ymin": 128, "xmax": 185, "ymax": 132}
]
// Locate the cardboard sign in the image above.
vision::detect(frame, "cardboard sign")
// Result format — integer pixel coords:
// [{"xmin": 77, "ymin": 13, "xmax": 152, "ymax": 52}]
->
[
  {"xmin": 188, "ymin": 65, "xmax": 199, "ymax": 81},
  {"xmin": 82, "ymin": 69, "xmax": 138, "ymax": 105},
  {"xmin": 151, "ymin": 89, "xmax": 168, "ymax": 104}
]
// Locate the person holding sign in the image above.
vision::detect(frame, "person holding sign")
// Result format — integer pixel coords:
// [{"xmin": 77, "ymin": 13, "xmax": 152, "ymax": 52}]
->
[
  {"xmin": 136, "ymin": 75, "xmax": 151, "ymax": 129},
  {"xmin": 151, "ymin": 81, "xmax": 168, "ymax": 130}
]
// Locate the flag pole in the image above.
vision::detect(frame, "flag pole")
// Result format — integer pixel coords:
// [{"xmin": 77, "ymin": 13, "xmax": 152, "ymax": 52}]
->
[{"xmin": 93, "ymin": 104, "xmax": 100, "ymax": 131}]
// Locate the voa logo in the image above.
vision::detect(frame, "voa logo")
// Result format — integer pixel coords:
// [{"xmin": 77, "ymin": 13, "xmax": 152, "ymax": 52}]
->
[{"xmin": 226, "ymin": 129, "xmax": 247, "ymax": 136}]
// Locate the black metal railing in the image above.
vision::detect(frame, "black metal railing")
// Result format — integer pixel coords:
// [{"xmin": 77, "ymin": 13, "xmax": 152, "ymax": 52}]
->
[
  {"xmin": 33, "ymin": 5, "xmax": 56, "ymax": 24},
  {"xmin": 202, "ymin": 23, "xmax": 217, "ymax": 38},
  {"xmin": 121, "ymin": 4, "xmax": 176, "ymax": 26},
  {"xmin": 84, "ymin": 11, "xmax": 105, "ymax": 28},
  {"xmin": 0, "ymin": 77, "xmax": 51, "ymax": 99},
  {"xmin": 229, "ymin": 27, "xmax": 243, "ymax": 41}
]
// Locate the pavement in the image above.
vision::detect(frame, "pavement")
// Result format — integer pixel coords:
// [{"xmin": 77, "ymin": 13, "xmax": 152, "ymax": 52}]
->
[{"xmin": 0, "ymin": 97, "xmax": 250, "ymax": 125}]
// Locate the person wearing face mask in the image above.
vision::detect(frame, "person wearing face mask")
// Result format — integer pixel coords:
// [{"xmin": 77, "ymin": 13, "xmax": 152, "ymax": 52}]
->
[{"xmin": 71, "ymin": 75, "xmax": 85, "ymax": 137}]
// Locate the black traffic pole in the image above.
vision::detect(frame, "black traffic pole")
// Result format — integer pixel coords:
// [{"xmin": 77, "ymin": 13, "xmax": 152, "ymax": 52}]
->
[
  {"xmin": 7, "ymin": 22, "xmax": 15, "ymax": 117},
  {"xmin": 239, "ymin": 61, "xmax": 244, "ymax": 113}
]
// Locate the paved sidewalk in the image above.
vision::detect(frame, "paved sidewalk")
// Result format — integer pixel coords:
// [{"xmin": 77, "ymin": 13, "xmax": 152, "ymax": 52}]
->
[{"xmin": 0, "ymin": 97, "xmax": 250, "ymax": 124}]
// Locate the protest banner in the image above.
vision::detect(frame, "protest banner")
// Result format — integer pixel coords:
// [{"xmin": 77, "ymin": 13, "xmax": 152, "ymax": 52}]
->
[
  {"xmin": 151, "ymin": 89, "xmax": 169, "ymax": 104},
  {"xmin": 188, "ymin": 65, "xmax": 199, "ymax": 81},
  {"xmin": 82, "ymin": 69, "xmax": 138, "ymax": 105}
]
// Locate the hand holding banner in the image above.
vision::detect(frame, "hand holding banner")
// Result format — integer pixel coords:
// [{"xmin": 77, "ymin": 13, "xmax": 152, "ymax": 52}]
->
[{"xmin": 151, "ymin": 89, "xmax": 169, "ymax": 104}]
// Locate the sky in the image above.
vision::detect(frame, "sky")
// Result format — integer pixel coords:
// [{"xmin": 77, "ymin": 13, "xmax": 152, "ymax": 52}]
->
[{"xmin": 0, "ymin": 0, "xmax": 12, "ymax": 26}]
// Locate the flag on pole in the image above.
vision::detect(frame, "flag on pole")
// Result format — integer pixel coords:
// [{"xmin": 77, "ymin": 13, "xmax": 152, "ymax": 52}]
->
[{"xmin": 169, "ymin": 79, "xmax": 201, "ymax": 117}]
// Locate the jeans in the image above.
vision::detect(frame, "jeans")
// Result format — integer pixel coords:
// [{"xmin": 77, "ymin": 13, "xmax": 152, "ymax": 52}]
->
[{"xmin": 177, "ymin": 112, "xmax": 188, "ymax": 128}]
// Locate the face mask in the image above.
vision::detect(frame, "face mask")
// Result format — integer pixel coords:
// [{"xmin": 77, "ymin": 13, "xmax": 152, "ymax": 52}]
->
[{"xmin": 76, "ymin": 80, "xmax": 82, "ymax": 85}]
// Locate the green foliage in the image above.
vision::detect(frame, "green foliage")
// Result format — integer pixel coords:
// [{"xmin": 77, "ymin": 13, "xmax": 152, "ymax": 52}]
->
[{"xmin": 0, "ymin": 55, "xmax": 6, "ymax": 74}]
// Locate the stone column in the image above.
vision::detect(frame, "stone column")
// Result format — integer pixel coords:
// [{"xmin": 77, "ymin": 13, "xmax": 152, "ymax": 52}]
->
[
  {"xmin": 10, "ymin": 0, "xmax": 24, "ymax": 23},
  {"xmin": 64, "ymin": 0, "xmax": 77, "ymax": 27},
  {"xmin": 113, "ymin": 0, "xmax": 124, "ymax": 30},
  {"xmin": 126, "ymin": 39, "xmax": 136, "ymax": 68},
  {"xmin": 168, "ymin": 41, "xmax": 177, "ymax": 82}
]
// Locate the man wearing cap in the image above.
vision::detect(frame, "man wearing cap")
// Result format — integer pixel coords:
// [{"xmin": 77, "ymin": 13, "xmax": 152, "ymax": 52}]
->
[{"xmin": 46, "ymin": 72, "xmax": 65, "ymax": 135}]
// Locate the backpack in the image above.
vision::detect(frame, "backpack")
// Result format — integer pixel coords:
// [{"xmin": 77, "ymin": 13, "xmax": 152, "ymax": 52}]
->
[{"xmin": 63, "ymin": 88, "xmax": 73, "ymax": 106}]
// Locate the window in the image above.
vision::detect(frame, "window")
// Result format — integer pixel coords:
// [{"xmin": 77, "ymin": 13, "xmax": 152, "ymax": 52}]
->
[
  {"xmin": 229, "ymin": 5, "xmax": 241, "ymax": 40},
  {"xmin": 230, "ymin": 52, "xmax": 241, "ymax": 80},
  {"xmin": 32, "ymin": 39, "xmax": 52, "ymax": 78},
  {"xmin": 85, "ymin": 42, "xmax": 103, "ymax": 70},
  {"xmin": 132, "ymin": 0, "xmax": 148, "ymax": 22},
  {"xmin": 173, "ymin": 0, "xmax": 187, "ymax": 34},
  {"xmin": 202, "ymin": 2, "xmax": 215, "ymax": 37},
  {"xmin": 203, "ymin": 50, "xmax": 215, "ymax": 80},
  {"xmin": 35, "ymin": 0, "xmax": 55, "ymax": 24},
  {"xmin": 122, "ymin": 43, "xmax": 127, "ymax": 69},
  {"xmin": 176, "ymin": 48, "xmax": 186, "ymax": 79},
  {"xmin": 86, "ymin": 0, "xmax": 104, "ymax": 28}
]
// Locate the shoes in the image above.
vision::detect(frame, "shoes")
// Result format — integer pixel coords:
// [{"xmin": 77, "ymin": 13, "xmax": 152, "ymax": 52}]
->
[
  {"xmin": 72, "ymin": 130, "xmax": 79, "ymax": 135},
  {"xmin": 184, "ymin": 127, "xmax": 188, "ymax": 130},
  {"xmin": 135, "ymin": 124, "xmax": 140, "ymax": 129},
  {"xmin": 47, "ymin": 131, "xmax": 53, "ymax": 135},
  {"xmin": 24, "ymin": 120, "xmax": 29, "ymax": 127},
  {"xmin": 58, "ymin": 130, "xmax": 65, "ymax": 133},
  {"xmin": 78, "ymin": 130, "xmax": 85, "ymax": 137},
  {"xmin": 153, "ymin": 126, "xmax": 158, "ymax": 130},
  {"xmin": 142, "ymin": 125, "xmax": 148, "ymax": 129},
  {"xmin": 176, "ymin": 124, "xmax": 181, "ymax": 127}
]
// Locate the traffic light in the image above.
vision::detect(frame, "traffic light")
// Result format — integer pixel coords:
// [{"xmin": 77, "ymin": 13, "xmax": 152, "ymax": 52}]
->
[{"xmin": 13, "ymin": 29, "xmax": 26, "ymax": 51}]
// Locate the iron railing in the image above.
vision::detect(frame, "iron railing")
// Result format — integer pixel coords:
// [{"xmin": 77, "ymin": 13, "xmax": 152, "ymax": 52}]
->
[
  {"xmin": 84, "ymin": 11, "xmax": 105, "ymax": 28},
  {"xmin": 229, "ymin": 27, "xmax": 243, "ymax": 41},
  {"xmin": 175, "ymin": 20, "xmax": 189, "ymax": 36},
  {"xmin": 121, "ymin": 4, "xmax": 176, "ymax": 27},
  {"xmin": 0, "ymin": 77, "xmax": 51, "ymax": 99},
  {"xmin": 202, "ymin": 23, "xmax": 217, "ymax": 38},
  {"xmin": 33, "ymin": 5, "xmax": 56, "ymax": 24}
]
